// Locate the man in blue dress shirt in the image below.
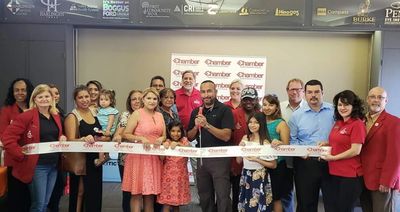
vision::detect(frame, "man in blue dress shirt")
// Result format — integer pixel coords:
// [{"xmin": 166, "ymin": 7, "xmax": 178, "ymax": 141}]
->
[{"xmin": 288, "ymin": 79, "xmax": 335, "ymax": 212}]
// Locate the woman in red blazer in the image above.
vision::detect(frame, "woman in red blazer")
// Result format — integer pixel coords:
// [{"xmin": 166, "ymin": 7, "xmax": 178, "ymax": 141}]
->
[
  {"xmin": 2, "ymin": 84, "xmax": 65, "ymax": 212},
  {"xmin": 0, "ymin": 78, "xmax": 34, "ymax": 137},
  {"xmin": 0, "ymin": 78, "xmax": 34, "ymax": 212}
]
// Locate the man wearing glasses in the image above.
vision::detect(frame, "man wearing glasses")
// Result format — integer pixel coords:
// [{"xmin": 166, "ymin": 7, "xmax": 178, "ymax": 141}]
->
[
  {"xmin": 361, "ymin": 87, "xmax": 400, "ymax": 212},
  {"xmin": 280, "ymin": 78, "xmax": 306, "ymax": 123},
  {"xmin": 279, "ymin": 78, "xmax": 305, "ymax": 212}
]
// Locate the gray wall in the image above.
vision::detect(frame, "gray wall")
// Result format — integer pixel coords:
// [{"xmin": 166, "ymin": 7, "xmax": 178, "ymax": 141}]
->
[
  {"xmin": 381, "ymin": 31, "xmax": 400, "ymax": 117},
  {"xmin": 0, "ymin": 24, "xmax": 74, "ymax": 112},
  {"xmin": 0, "ymin": 23, "xmax": 399, "ymax": 117}
]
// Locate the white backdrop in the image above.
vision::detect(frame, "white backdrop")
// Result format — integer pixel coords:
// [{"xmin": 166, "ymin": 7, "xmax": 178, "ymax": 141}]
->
[{"xmin": 170, "ymin": 53, "xmax": 267, "ymax": 101}]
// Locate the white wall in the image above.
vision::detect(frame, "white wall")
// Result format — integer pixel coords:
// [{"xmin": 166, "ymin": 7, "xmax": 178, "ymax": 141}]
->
[{"xmin": 77, "ymin": 29, "xmax": 371, "ymax": 111}]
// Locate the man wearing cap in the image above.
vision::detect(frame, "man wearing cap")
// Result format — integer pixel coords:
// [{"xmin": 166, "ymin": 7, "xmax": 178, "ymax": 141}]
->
[
  {"xmin": 230, "ymin": 87, "xmax": 261, "ymax": 212},
  {"xmin": 360, "ymin": 86, "xmax": 400, "ymax": 212}
]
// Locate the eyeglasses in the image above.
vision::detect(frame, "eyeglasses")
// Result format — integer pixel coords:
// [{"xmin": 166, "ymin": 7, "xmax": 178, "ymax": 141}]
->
[
  {"xmin": 288, "ymin": 88, "xmax": 303, "ymax": 92},
  {"xmin": 368, "ymin": 95, "xmax": 386, "ymax": 100}
]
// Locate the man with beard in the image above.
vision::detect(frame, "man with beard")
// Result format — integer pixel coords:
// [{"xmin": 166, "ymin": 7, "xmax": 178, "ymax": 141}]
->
[
  {"xmin": 175, "ymin": 70, "xmax": 203, "ymax": 202},
  {"xmin": 230, "ymin": 87, "xmax": 261, "ymax": 212},
  {"xmin": 187, "ymin": 80, "xmax": 234, "ymax": 212},
  {"xmin": 175, "ymin": 70, "xmax": 202, "ymax": 129},
  {"xmin": 279, "ymin": 78, "xmax": 306, "ymax": 212},
  {"xmin": 288, "ymin": 79, "xmax": 335, "ymax": 212},
  {"xmin": 360, "ymin": 87, "xmax": 400, "ymax": 212}
]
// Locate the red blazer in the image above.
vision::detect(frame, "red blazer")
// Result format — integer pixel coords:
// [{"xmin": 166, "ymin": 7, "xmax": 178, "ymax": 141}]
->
[
  {"xmin": 2, "ymin": 108, "xmax": 63, "ymax": 183},
  {"xmin": 361, "ymin": 110, "xmax": 400, "ymax": 190},
  {"xmin": 0, "ymin": 103, "xmax": 23, "ymax": 137}
]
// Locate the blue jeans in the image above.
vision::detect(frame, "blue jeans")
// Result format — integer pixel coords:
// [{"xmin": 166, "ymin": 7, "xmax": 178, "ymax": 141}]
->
[
  {"xmin": 281, "ymin": 189, "xmax": 294, "ymax": 212},
  {"xmin": 29, "ymin": 164, "xmax": 57, "ymax": 212}
]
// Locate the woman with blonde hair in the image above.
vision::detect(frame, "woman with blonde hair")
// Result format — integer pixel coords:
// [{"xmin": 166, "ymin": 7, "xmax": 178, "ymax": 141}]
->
[
  {"xmin": 2, "ymin": 84, "xmax": 66, "ymax": 212},
  {"xmin": 122, "ymin": 87, "xmax": 166, "ymax": 212},
  {"xmin": 224, "ymin": 79, "xmax": 244, "ymax": 110}
]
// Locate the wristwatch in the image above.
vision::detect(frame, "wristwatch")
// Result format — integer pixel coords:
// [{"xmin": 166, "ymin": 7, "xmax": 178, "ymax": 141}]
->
[{"xmin": 205, "ymin": 123, "xmax": 211, "ymax": 130}]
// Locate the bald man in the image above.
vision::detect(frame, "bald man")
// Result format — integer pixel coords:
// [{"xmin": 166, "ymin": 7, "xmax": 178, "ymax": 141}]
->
[{"xmin": 361, "ymin": 87, "xmax": 400, "ymax": 212}]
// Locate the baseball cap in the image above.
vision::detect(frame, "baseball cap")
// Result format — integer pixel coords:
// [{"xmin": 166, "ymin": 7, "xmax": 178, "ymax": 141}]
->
[{"xmin": 241, "ymin": 87, "xmax": 258, "ymax": 99}]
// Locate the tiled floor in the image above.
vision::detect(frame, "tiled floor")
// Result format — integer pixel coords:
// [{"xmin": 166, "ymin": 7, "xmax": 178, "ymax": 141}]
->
[
  {"xmin": 59, "ymin": 182, "xmax": 363, "ymax": 212},
  {"xmin": 59, "ymin": 183, "xmax": 202, "ymax": 212}
]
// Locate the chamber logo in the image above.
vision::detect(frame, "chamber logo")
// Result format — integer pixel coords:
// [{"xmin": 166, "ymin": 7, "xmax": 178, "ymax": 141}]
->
[
  {"xmin": 237, "ymin": 60, "xmax": 264, "ymax": 68},
  {"xmin": 172, "ymin": 58, "xmax": 200, "ymax": 65},
  {"xmin": 205, "ymin": 59, "xmax": 231, "ymax": 66}
]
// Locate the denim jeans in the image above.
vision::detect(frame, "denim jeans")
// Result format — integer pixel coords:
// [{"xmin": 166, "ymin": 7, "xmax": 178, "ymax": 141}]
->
[{"xmin": 29, "ymin": 164, "xmax": 57, "ymax": 212}]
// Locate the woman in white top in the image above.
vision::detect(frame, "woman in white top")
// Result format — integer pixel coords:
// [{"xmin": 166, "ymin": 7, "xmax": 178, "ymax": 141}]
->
[{"xmin": 237, "ymin": 112, "xmax": 277, "ymax": 212}]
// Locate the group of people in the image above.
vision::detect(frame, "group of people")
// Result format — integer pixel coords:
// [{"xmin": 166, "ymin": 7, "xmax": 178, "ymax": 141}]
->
[{"xmin": 0, "ymin": 73, "xmax": 399, "ymax": 212}]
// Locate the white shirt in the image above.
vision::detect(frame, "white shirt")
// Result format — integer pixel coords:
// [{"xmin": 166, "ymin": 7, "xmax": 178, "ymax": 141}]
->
[
  {"xmin": 242, "ymin": 140, "xmax": 276, "ymax": 170},
  {"xmin": 280, "ymin": 99, "xmax": 306, "ymax": 122}
]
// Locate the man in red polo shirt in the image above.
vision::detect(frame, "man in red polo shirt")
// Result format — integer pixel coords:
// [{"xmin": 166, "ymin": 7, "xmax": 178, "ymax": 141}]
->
[
  {"xmin": 175, "ymin": 70, "xmax": 202, "ymax": 129},
  {"xmin": 175, "ymin": 70, "xmax": 202, "ymax": 201}
]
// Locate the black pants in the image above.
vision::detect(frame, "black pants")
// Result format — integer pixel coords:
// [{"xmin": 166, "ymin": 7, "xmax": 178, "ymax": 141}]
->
[
  {"xmin": 47, "ymin": 170, "xmax": 66, "ymax": 212},
  {"xmin": 293, "ymin": 158, "xmax": 335, "ymax": 212},
  {"xmin": 230, "ymin": 174, "xmax": 241, "ymax": 212},
  {"xmin": 329, "ymin": 175, "xmax": 363, "ymax": 212},
  {"xmin": 6, "ymin": 167, "xmax": 30, "ymax": 212},
  {"xmin": 69, "ymin": 153, "xmax": 102, "ymax": 212},
  {"xmin": 196, "ymin": 158, "xmax": 231, "ymax": 212},
  {"xmin": 269, "ymin": 160, "xmax": 294, "ymax": 201},
  {"xmin": 118, "ymin": 164, "xmax": 131, "ymax": 212}
]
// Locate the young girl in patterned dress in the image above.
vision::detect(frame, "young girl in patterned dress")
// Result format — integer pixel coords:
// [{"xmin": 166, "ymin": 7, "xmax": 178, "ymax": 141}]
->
[
  {"xmin": 237, "ymin": 112, "xmax": 277, "ymax": 212},
  {"xmin": 158, "ymin": 121, "xmax": 191, "ymax": 212}
]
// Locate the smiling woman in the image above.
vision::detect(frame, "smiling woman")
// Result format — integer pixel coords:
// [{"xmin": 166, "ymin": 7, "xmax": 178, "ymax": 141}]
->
[
  {"xmin": 2, "ymin": 84, "xmax": 65, "ymax": 212},
  {"xmin": 64, "ymin": 85, "xmax": 110, "ymax": 212},
  {"xmin": 224, "ymin": 79, "xmax": 243, "ymax": 111},
  {"xmin": 0, "ymin": 78, "xmax": 34, "ymax": 212},
  {"xmin": 122, "ymin": 87, "xmax": 166, "ymax": 212}
]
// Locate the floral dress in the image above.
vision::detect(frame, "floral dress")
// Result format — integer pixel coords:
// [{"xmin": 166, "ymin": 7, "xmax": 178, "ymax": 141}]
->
[
  {"xmin": 238, "ymin": 141, "xmax": 273, "ymax": 212},
  {"xmin": 157, "ymin": 137, "xmax": 191, "ymax": 206}
]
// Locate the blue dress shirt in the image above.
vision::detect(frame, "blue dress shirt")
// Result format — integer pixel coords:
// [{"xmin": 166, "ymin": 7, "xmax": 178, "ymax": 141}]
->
[{"xmin": 289, "ymin": 102, "xmax": 334, "ymax": 146}]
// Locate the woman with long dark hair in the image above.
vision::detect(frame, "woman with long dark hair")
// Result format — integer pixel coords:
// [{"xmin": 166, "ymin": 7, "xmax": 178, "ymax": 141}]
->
[
  {"xmin": 0, "ymin": 78, "xmax": 34, "ymax": 211},
  {"xmin": 320, "ymin": 90, "xmax": 366, "ymax": 212},
  {"xmin": 64, "ymin": 85, "xmax": 109, "ymax": 212}
]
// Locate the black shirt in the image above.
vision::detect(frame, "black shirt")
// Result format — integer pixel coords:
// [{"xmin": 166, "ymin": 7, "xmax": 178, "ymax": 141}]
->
[
  {"xmin": 37, "ymin": 113, "xmax": 60, "ymax": 165},
  {"xmin": 188, "ymin": 100, "xmax": 234, "ymax": 147}
]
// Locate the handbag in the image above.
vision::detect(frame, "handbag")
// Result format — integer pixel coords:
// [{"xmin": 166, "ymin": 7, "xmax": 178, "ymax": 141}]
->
[{"xmin": 61, "ymin": 111, "xmax": 86, "ymax": 175}]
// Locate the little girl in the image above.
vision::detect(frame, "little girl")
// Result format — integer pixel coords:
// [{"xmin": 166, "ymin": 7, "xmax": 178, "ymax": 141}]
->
[
  {"xmin": 96, "ymin": 89, "xmax": 119, "ymax": 166},
  {"xmin": 158, "ymin": 121, "xmax": 191, "ymax": 212},
  {"xmin": 237, "ymin": 112, "xmax": 277, "ymax": 212}
]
